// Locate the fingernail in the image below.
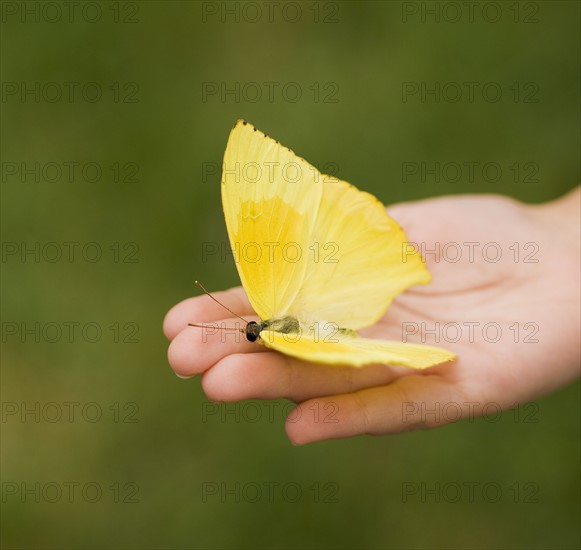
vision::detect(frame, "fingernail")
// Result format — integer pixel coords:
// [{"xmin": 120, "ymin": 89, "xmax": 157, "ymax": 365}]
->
[{"xmin": 175, "ymin": 372, "xmax": 195, "ymax": 380}]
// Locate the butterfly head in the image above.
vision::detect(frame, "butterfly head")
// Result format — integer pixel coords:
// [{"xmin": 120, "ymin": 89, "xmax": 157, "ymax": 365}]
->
[{"xmin": 245, "ymin": 321, "xmax": 262, "ymax": 342}]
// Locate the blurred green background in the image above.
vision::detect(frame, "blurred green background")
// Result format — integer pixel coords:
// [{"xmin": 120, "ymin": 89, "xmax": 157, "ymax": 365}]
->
[{"xmin": 2, "ymin": 1, "xmax": 579, "ymax": 549}]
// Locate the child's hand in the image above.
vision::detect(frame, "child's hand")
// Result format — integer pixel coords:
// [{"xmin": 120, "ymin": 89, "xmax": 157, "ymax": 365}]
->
[{"xmin": 164, "ymin": 188, "xmax": 580, "ymax": 444}]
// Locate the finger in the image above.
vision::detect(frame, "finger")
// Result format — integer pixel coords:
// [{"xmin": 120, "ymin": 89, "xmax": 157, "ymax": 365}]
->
[
  {"xmin": 200, "ymin": 351, "xmax": 415, "ymax": 402},
  {"xmin": 167, "ymin": 317, "xmax": 267, "ymax": 377},
  {"xmin": 285, "ymin": 374, "xmax": 467, "ymax": 445},
  {"xmin": 163, "ymin": 286, "xmax": 253, "ymax": 340}
]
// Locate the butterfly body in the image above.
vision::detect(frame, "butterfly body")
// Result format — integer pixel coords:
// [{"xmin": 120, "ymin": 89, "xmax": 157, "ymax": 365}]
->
[
  {"xmin": 245, "ymin": 317, "xmax": 357, "ymax": 343},
  {"xmin": 244, "ymin": 317, "xmax": 300, "ymax": 342}
]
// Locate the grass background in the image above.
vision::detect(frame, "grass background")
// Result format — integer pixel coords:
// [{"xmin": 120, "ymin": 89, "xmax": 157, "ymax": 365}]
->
[{"xmin": 1, "ymin": 1, "xmax": 579, "ymax": 549}]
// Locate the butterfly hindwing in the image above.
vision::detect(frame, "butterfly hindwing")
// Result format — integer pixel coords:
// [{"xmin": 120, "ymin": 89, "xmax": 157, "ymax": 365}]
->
[
  {"xmin": 260, "ymin": 328, "xmax": 455, "ymax": 369},
  {"xmin": 287, "ymin": 177, "xmax": 431, "ymax": 330}
]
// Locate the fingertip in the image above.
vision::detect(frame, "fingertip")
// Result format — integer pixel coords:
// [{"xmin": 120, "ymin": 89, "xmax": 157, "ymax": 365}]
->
[
  {"xmin": 167, "ymin": 326, "xmax": 212, "ymax": 377},
  {"xmin": 285, "ymin": 398, "xmax": 345, "ymax": 446},
  {"xmin": 201, "ymin": 353, "xmax": 267, "ymax": 402},
  {"xmin": 201, "ymin": 355, "xmax": 242, "ymax": 401},
  {"xmin": 285, "ymin": 412, "xmax": 308, "ymax": 445},
  {"xmin": 163, "ymin": 311, "xmax": 176, "ymax": 341},
  {"xmin": 284, "ymin": 402, "xmax": 336, "ymax": 446},
  {"xmin": 163, "ymin": 296, "xmax": 199, "ymax": 340},
  {"xmin": 284, "ymin": 393, "xmax": 369, "ymax": 444}
]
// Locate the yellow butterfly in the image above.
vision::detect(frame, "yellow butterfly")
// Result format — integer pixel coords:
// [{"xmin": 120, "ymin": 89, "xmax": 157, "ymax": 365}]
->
[{"xmin": 217, "ymin": 119, "xmax": 455, "ymax": 369}]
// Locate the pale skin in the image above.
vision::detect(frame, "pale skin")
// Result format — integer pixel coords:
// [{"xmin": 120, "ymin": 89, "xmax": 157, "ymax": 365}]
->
[{"xmin": 163, "ymin": 187, "xmax": 580, "ymax": 444}]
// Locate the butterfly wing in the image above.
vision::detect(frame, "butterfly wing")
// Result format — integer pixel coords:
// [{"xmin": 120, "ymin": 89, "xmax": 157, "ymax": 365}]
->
[
  {"xmin": 221, "ymin": 120, "xmax": 322, "ymax": 320},
  {"xmin": 222, "ymin": 120, "xmax": 453, "ymax": 369},
  {"xmin": 287, "ymin": 177, "xmax": 430, "ymax": 330},
  {"xmin": 260, "ymin": 328, "xmax": 455, "ymax": 369}
]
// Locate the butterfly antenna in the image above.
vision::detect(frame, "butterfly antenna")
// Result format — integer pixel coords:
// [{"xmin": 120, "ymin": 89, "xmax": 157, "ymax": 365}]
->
[
  {"xmin": 194, "ymin": 280, "xmax": 249, "ymax": 323},
  {"xmin": 188, "ymin": 322, "xmax": 245, "ymax": 333}
]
